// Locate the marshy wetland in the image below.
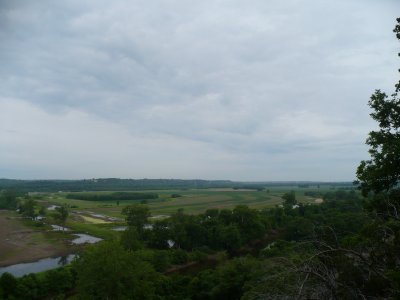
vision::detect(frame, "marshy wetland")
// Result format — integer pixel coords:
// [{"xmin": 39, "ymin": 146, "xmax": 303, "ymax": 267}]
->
[{"xmin": 0, "ymin": 184, "xmax": 346, "ymax": 275}]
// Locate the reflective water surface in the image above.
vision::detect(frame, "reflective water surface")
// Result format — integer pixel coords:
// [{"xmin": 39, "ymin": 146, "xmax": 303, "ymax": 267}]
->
[{"xmin": 0, "ymin": 255, "xmax": 76, "ymax": 277}]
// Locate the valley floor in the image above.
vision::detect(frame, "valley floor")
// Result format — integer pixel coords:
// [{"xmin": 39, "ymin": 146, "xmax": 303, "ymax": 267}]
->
[{"xmin": 0, "ymin": 211, "xmax": 69, "ymax": 267}]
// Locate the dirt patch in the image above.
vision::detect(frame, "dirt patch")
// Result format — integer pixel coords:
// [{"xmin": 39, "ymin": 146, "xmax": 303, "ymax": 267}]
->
[
  {"xmin": 0, "ymin": 211, "xmax": 70, "ymax": 267},
  {"xmin": 79, "ymin": 215, "xmax": 110, "ymax": 224},
  {"xmin": 315, "ymin": 198, "xmax": 324, "ymax": 204}
]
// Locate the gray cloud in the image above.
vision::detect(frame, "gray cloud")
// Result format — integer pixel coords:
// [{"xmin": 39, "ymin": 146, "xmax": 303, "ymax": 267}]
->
[{"xmin": 0, "ymin": 0, "xmax": 398, "ymax": 180}]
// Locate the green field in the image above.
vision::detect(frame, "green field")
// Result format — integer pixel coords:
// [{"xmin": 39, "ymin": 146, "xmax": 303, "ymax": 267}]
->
[{"xmin": 39, "ymin": 184, "xmax": 352, "ymax": 219}]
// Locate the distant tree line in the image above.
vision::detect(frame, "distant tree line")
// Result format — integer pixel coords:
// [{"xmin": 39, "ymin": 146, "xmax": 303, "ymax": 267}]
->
[
  {"xmin": 0, "ymin": 178, "xmax": 353, "ymax": 193},
  {"xmin": 0, "ymin": 179, "xmax": 234, "ymax": 192},
  {"xmin": 232, "ymin": 185, "xmax": 265, "ymax": 191}
]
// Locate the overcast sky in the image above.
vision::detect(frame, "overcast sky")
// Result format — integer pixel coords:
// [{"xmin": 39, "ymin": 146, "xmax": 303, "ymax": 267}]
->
[{"xmin": 0, "ymin": 0, "xmax": 398, "ymax": 181}]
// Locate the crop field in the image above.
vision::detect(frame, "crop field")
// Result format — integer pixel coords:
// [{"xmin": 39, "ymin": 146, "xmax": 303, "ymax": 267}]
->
[
  {"xmin": 30, "ymin": 184, "xmax": 348, "ymax": 246},
  {"xmin": 39, "ymin": 184, "xmax": 349, "ymax": 218}
]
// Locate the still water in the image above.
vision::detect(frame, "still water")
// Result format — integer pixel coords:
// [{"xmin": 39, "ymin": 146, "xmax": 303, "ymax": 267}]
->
[
  {"xmin": 0, "ymin": 255, "xmax": 76, "ymax": 277},
  {"xmin": 71, "ymin": 233, "xmax": 102, "ymax": 244}
]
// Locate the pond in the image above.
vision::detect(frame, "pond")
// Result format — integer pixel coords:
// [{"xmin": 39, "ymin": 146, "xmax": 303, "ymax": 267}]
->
[
  {"xmin": 89, "ymin": 213, "xmax": 118, "ymax": 222},
  {"xmin": 111, "ymin": 224, "xmax": 153, "ymax": 231},
  {"xmin": 51, "ymin": 224, "xmax": 70, "ymax": 231},
  {"xmin": 47, "ymin": 205, "xmax": 60, "ymax": 211},
  {"xmin": 71, "ymin": 234, "xmax": 102, "ymax": 244},
  {"xmin": 112, "ymin": 226, "xmax": 127, "ymax": 231},
  {"xmin": 0, "ymin": 255, "xmax": 76, "ymax": 277}
]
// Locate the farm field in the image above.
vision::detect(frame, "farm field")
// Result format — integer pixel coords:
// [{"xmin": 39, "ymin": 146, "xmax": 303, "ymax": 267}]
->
[{"xmin": 39, "ymin": 184, "xmax": 348, "ymax": 218}]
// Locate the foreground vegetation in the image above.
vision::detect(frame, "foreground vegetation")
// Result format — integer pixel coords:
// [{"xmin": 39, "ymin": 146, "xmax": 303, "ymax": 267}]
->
[{"xmin": 0, "ymin": 189, "xmax": 370, "ymax": 299}]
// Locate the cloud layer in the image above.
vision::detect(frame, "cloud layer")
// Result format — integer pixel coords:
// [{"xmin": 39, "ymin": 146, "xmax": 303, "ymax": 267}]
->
[{"xmin": 0, "ymin": 0, "xmax": 399, "ymax": 180}]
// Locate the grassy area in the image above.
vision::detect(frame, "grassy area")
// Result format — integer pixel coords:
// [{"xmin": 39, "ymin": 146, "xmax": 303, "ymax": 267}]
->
[
  {"xmin": 79, "ymin": 215, "xmax": 111, "ymax": 224},
  {"xmin": 66, "ymin": 221, "xmax": 120, "ymax": 240},
  {"xmin": 40, "ymin": 184, "xmax": 354, "ymax": 217},
  {"xmin": 43, "ymin": 189, "xmax": 279, "ymax": 216}
]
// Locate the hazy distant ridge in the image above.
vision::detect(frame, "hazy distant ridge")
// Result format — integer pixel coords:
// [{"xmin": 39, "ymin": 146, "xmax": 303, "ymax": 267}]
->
[{"xmin": 0, "ymin": 178, "xmax": 353, "ymax": 192}]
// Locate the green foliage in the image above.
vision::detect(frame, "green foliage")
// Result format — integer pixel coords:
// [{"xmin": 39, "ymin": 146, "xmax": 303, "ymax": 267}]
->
[
  {"xmin": 231, "ymin": 205, "xmax": 266, "ymax": 242},
  {"xmin": 171, "ymin": 249, "xmax": 189, "ymax": 265},
  {"xmin": 44, "ymin": 268, "xmax": 74, "ymax": 295},
  {"xmin": 188, "ymin": 249, "xmax": 208, "ymax": 263},
  {"xmin": 16, "ymin": 273, "xmax": 42, "ymax": 299},
  {"xmin": 188, "ymin": 270, "xmax": 216, "ymax": 300},
  {"xmin": 38, "ymin": 205, "xmax": 47, "ymax": 216},
  {"xmin": 120, "ymin": 226, "xmax": 143, "ymax": 251},
  {"xmin": 283, "ymin": 217, "xmax": 314, "ymax": 241},
  {"xmin": 0, "ymin": 268, "xmax": 76, "ymax": 299},
  {"xmin": 0, "ymin": 189, "xmax": 19, "ymax": 209},
  {"xmin": 19, "ymin": 198, "xmax": 37, "ymax": 218},
  {"xmin": 140, "ymin": 205, "xmax": 266, "ymax": 252},
  {"xmin": 188, "ymin": 256, "xmax": 260, "ymax": 300},
  {"xmin": 282, "ymin": 191, "xmax": 296, "ymax": 207},
  {"xmin": 260, "ymin": 240, "xmax": 296, "ymax": 258},
  {"xmin": 54, "ymin": 204, "xmax": 69, "ymax": 228},
  {"xmin": 132, "ymin": 248, "xmax": 194, "ymax": 272},
  {"xmin": 122, "ymin": 204, "xmax": 150, "ymax": 234},
  {"xmin": 152, "ymin": 250, "xmax": 171, "ymax": 272},
  {"xmin": 74, "ymin": 241, "xmax": 160, "ymax": 299},
  {"xmin": 356, "ymin": 18, "xmax": 400, "ymax": 203},
  {"xmin": 350, "ymin": 18, "xmax": 400, "ymax": 298},
  {"xmin": 0, "ymin": 272, "xmax": 18, "ymax": 299},
  {"xmin": 211, "ymin": 256, "xmax": 260, "ymax": 300},
  {"xmin": 219, "ymin": 224, "xmax": 242, "ymax": 253},
  {"xmin": 147, "ymin": 220, "xmax": 171, "ymax": 249},
  {"xmin": 356, "ymin": 89, "xmax": 400, "ymax": 197}
]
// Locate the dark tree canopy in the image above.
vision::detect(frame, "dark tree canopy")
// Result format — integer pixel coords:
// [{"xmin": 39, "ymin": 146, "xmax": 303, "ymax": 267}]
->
[
  {"xmin": 122, "ymin": 204, "xmax": 151, "ymax": 233},
  {"xmin": 74, "ymin": 241, "xmax": 158, "ymax": 299},
  {"xmin": 282, "ymin": 191, "xmax": 297, "ymax": 207},
  {"xmin": 20, "ymin": 198, "xmax": 36, "ymax": 218},
  {"xmin": 54, "ymin": 204, "xmax": 69, "ymax": 229},
  {"xmin": 356, "ymin": 18, "xmax": 400, "ymax": 198},
  {"xmin": 351, "ymin": 19, "xmax": 400, "ymax": 298},
  {"xmin": 0, "ymin": 189, "xmax": 18, "ymax": 209}
]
